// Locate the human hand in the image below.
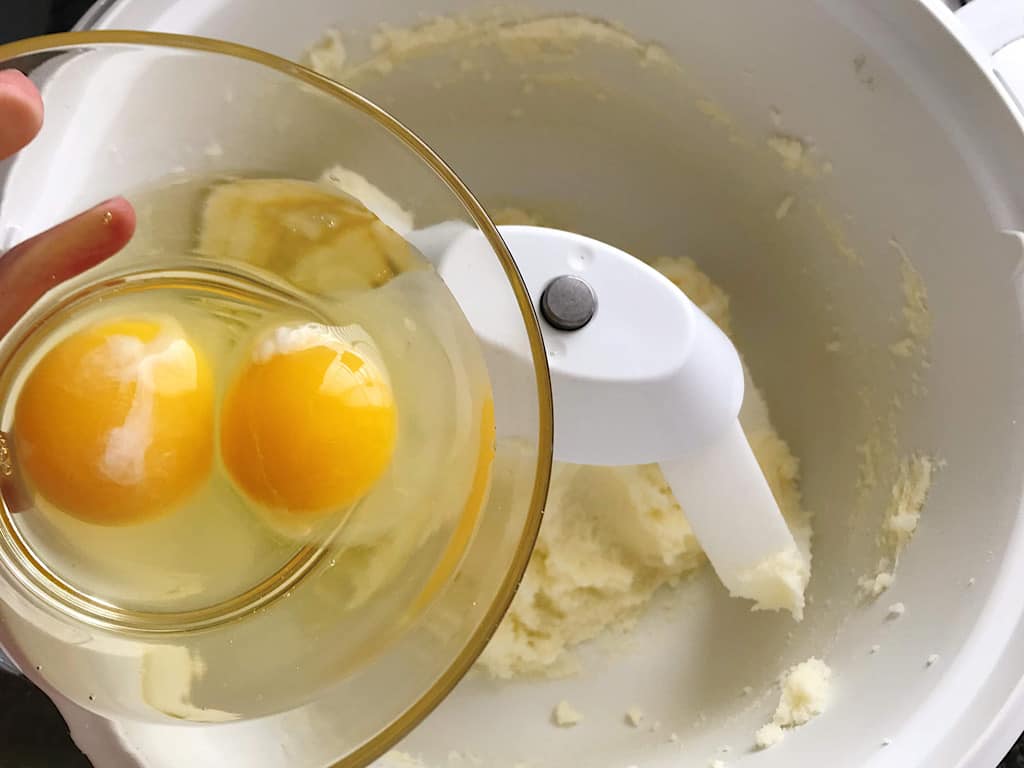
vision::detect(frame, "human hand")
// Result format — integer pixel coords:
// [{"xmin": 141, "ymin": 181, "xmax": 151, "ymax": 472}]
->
[{"xmin": 0, "ymin": 69, "xmax": 135, "ymax": 335}]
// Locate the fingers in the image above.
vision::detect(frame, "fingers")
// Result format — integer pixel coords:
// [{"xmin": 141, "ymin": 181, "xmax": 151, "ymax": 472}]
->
[
  {"xmin": 0, "ymin": 73, "xmax": 137, "ymax": 336},
  {"xmin": 0, "ymin": 70, "xmax": 44, "ymax": 160},
  {"xmin": 0, "ymin": 197, "xmax": 136, "ymax": 335}
]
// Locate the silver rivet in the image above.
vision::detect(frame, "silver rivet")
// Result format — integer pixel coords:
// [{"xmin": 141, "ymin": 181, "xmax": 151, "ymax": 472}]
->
[{"xmin": 540, "ymin": 275, "xmax": 597, "ymax": 331}]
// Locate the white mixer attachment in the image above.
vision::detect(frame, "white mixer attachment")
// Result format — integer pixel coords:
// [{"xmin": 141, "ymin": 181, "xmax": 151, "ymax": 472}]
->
[{"xmin": 409, "ymin": 224, "xmax": 808, "ymax": 618}]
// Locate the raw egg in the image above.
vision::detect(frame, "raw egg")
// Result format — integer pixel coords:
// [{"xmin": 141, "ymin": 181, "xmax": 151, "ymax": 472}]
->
[
  {"xmin": 220, "ymin": 323, "xmax": 398, "ymax": 514},
  {"xmin": 14, "ymin": 317, "xmax": 214, "ymax": 525}
]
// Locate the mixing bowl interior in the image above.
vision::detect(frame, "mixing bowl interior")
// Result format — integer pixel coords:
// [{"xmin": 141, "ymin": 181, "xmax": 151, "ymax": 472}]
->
[{"xmin": 78, "ymin": 1, "xmax": 1024, "ymax": 766}]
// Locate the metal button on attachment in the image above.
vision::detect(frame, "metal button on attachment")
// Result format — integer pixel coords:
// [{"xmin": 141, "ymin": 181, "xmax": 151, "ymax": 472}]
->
[{"xmin": 540, "ymin": 275, "xmax": 597, "ymax": 331}]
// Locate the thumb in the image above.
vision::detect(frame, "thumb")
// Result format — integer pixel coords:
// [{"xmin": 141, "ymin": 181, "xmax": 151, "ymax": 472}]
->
[{"xmin": 0, "ymin": 70, "xmax": 43, "ymax": 159}]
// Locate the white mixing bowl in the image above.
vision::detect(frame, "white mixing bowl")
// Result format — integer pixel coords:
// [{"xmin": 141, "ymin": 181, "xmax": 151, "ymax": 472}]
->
[{"xmin": 40, "ymin": 0, "xmax": 1024, "ymax": 766}]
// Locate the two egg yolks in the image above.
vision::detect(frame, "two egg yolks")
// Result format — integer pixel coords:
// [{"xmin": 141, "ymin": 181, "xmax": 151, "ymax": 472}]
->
[{"xmin": 13, "ymin": 318, "xmax": 397, "ymax": 525}]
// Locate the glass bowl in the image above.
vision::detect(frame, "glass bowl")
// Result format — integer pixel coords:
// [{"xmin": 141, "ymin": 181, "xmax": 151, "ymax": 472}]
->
[{"xmin": 0, "ymin": 30, "xmax": 551, "ymax": 765}]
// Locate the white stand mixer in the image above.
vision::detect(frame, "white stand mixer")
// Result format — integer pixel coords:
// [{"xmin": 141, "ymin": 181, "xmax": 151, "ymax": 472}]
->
[{"xmin": 411, "ymin": 223, "xmax": 807, "ymax": 615}]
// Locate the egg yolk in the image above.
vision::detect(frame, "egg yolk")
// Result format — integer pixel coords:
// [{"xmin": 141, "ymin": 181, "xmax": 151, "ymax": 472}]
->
[
  {"xmin": 14, "ymin": 318, "xmax": 214, "ymax": 525},
  {"xmin": 220, "ymin": 325, "xmax": 398, "ymax": 514}
]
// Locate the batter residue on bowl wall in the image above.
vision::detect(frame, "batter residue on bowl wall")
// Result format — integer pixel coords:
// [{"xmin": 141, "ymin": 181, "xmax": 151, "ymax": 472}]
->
[
  {"xmin": 304, "ymin": 10, "xmax": 938, "ymax": 759},
  {"xmin": 307, "ymin": 17, "xmax": 814, "ymax": 682}
]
